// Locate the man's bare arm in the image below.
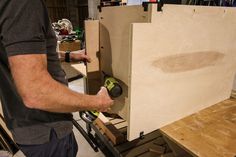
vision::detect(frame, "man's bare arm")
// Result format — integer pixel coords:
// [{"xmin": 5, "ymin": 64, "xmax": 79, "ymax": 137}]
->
[{"xmin": 8, "ymin": 54, "xmax": 113, "ymax": 113}]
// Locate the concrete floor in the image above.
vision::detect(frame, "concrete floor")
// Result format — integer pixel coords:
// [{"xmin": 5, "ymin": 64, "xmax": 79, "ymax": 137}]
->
[{"xmin": 11, "ymin": 78, "xmax": 105, "ymax": 157}]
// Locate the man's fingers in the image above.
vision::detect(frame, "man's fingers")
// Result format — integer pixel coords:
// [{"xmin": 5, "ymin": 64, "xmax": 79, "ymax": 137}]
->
[{"xmin": 84, "ymin": 55, "xmax": 91, "ymax": 63}]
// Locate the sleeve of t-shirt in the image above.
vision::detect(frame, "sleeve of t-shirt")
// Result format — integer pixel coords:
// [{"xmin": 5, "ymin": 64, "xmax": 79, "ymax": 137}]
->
[{"xmin": 1, "ymin": 0, "xmax": 48, "ymax": 56}]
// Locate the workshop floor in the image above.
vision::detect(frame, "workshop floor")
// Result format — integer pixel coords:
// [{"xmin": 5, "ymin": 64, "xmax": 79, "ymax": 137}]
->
[{"xmin": 13, "ymin": 78, "xmax": 105, "ymax": 157}]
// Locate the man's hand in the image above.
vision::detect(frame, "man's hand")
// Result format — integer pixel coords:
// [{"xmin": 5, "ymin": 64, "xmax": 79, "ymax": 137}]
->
[
  {"xmin": 70, "ymin": 49, "xmax": 91, "ymax": 63},
  {"xmin": 96, "ymin": 87, "xmax": 114, "ymax": 112}
]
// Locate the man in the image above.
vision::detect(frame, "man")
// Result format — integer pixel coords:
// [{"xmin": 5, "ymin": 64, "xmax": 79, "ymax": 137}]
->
[{"xmin": 0, "ymin": 0, "xmax": 113, "ymax": 156}]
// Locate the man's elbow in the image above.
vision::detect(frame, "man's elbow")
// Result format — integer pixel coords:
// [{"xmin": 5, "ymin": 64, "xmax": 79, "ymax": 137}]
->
[{"xmin": 21, "ymin": 94, "xmax": 41, "ymax": 109}]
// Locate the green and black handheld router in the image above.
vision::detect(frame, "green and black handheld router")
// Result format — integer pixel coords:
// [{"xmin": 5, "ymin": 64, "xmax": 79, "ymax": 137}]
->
[{"xmin": 80, "ymin": 75, "xmax": 123, "ymax": 123}]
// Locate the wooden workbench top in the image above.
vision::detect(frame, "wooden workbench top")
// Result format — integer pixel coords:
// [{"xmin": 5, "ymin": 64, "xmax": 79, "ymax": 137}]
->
[{"xmin": 160, "ymin": 98, "xmax": 236, "ymax": 157}]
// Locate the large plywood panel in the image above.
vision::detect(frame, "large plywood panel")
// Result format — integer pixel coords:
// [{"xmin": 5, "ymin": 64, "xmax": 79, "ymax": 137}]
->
[
  {"xmin": 128, "ymin": 5, "xmax": 236, "ymax": 140},
  {"xmin": 99, "ymin": 5, "xmax": 149, "ymax": 119}
]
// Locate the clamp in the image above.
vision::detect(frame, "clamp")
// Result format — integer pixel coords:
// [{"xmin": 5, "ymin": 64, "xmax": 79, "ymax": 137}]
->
[{"xmin": 142, "ymin": 0, "xmax": 164, "ymax": 12}]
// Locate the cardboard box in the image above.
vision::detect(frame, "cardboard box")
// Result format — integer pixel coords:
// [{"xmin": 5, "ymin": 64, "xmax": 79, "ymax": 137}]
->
[{"xmin": 59, "ymin": 40, "xmax": 81, "ymax": 51}]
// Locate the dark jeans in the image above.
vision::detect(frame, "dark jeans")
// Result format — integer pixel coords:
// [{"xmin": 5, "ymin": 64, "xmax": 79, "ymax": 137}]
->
[{"xmin": 18, "ymin": 130, "xmax": 78, "ymax": 157}]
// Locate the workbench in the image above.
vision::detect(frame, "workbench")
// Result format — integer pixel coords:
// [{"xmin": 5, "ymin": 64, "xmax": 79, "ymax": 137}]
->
[{"xmin": 161, "ymin": 98, "xmax": 236, "ymax": 157}]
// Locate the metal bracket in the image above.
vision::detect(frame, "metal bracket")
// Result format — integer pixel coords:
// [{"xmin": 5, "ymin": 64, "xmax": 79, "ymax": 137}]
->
[
  {"xmin": 139, "ymin": 131, "xmax": 145, "ymax": 139},
  {"xmin": 97, "ymin": 5, "xmax": 102, "ymax": 12},
  {"xmin": 142, "ymin": 0, "xmax": 164, "ymax": 12}
]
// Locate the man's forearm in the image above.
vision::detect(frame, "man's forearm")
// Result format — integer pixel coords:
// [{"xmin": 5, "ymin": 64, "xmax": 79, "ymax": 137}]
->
[
  {"xmin": 24, "ymin": 72, "xmax": 100, "ymax": 113},
  {"xmin": 9, "ymin": 54, "xmax": 110, "ymax": 113}
]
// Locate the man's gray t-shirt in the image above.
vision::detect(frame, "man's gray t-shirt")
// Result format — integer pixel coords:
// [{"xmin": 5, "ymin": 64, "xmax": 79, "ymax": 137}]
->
[{"xmin": 0, "ymin": 0, "xmax": 73, "ymax": 144}]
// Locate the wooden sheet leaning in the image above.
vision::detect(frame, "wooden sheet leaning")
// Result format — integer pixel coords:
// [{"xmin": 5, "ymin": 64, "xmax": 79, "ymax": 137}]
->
[{"xmin": 127, "ymin": 5, "xmax": 236, "ymax": 140}]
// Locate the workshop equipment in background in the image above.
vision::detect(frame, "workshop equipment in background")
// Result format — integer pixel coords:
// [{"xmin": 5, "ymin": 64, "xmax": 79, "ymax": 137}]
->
[
  {"xmin": 52, "ymin": 19, "xmax": 73, "ymax": 35},
  {"xmin": 80, "ymin": 75, "xmax": 123, "ymax": 123},
  {"xmin": 75, "ymin": 27, "xmax": 85, "ymax": 41}
]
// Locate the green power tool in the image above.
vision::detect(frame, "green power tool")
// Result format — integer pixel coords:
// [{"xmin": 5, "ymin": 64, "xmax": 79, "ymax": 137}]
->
[{"xmin": 80, "ymin": 75, "xmax": 122, "ymax": 123}]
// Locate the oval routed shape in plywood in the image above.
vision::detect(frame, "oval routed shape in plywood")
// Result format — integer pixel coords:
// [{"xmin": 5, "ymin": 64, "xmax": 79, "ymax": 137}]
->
[{"xmin": 152, "ymin": 51, "xmax": 224, "ymax": 73}]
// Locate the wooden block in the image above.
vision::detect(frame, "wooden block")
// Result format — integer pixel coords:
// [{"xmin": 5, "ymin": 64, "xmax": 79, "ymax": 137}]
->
[
  {"xmin": 86, "ymin": 71, "xmax": 101, "ymax": 95},
  {"xmin": 98, "ymin": 112, "xmax": 110, "ymax": 124},
  {"xmin": 110, "ymin": 118, "xmax": 125, "ymax": 125},
  {"xmin": 95, "ymin": 118, "xmax": 125, "ymax": 145},
  {"xmin": 118, "ymin": 126, "xmax": 127, "ymax": 135},
  {"xmin": 114, "ymin": 121, "xmax": 128, "ymax": 130},
  {"xmin": 58, "ymin": 40, "xmax": 81, "ymax": 51}
]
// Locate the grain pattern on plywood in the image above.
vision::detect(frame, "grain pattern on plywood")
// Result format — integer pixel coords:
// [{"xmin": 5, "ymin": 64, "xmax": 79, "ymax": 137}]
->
[
  {"xmin": 128, "ymin": 5, "xmax": 236, "ymax": 141},
  {"xmin": 161, "ymin": 99, "xmax": 236, "ymax": 157},
  {"xmin": 152, "ymin": 51, "xmax": 224, "ymax": 73}
]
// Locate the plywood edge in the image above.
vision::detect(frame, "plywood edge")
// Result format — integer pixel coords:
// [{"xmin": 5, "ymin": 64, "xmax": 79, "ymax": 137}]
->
[
  {"xmin": 127, "ymin": 23, "xmax": 134, "ymax": 141},
  {"xmin": 150, "ymin": 4, "xmax": 236, "ymax": 24}
]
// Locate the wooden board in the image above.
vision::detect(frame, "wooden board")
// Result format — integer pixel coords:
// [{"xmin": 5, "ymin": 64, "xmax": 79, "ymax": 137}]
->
[
  {"xmin": 95, "ymin": 118, "xmax": 125, "ymax": 145},
  {"xmin": 99, "ymin": 5, "xmax": 149, "ymax": 119},
  {"xmin": 160, "ymin": 98, "xmax": 236, "ymax": 157},
  {"xmin": 99, "ymin": 5, "xmax": 149, "ymax": 85},
  {"xmin": 84, "ymin": 20, "xmax": 102, "ymax": 95},
  {"xmin": 85, "ymin": 20, "xmax": 100, "ymax": 73},
  {"xmin": 127, "ymin": 4, "xmax": 236, "ymax": 140}
]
